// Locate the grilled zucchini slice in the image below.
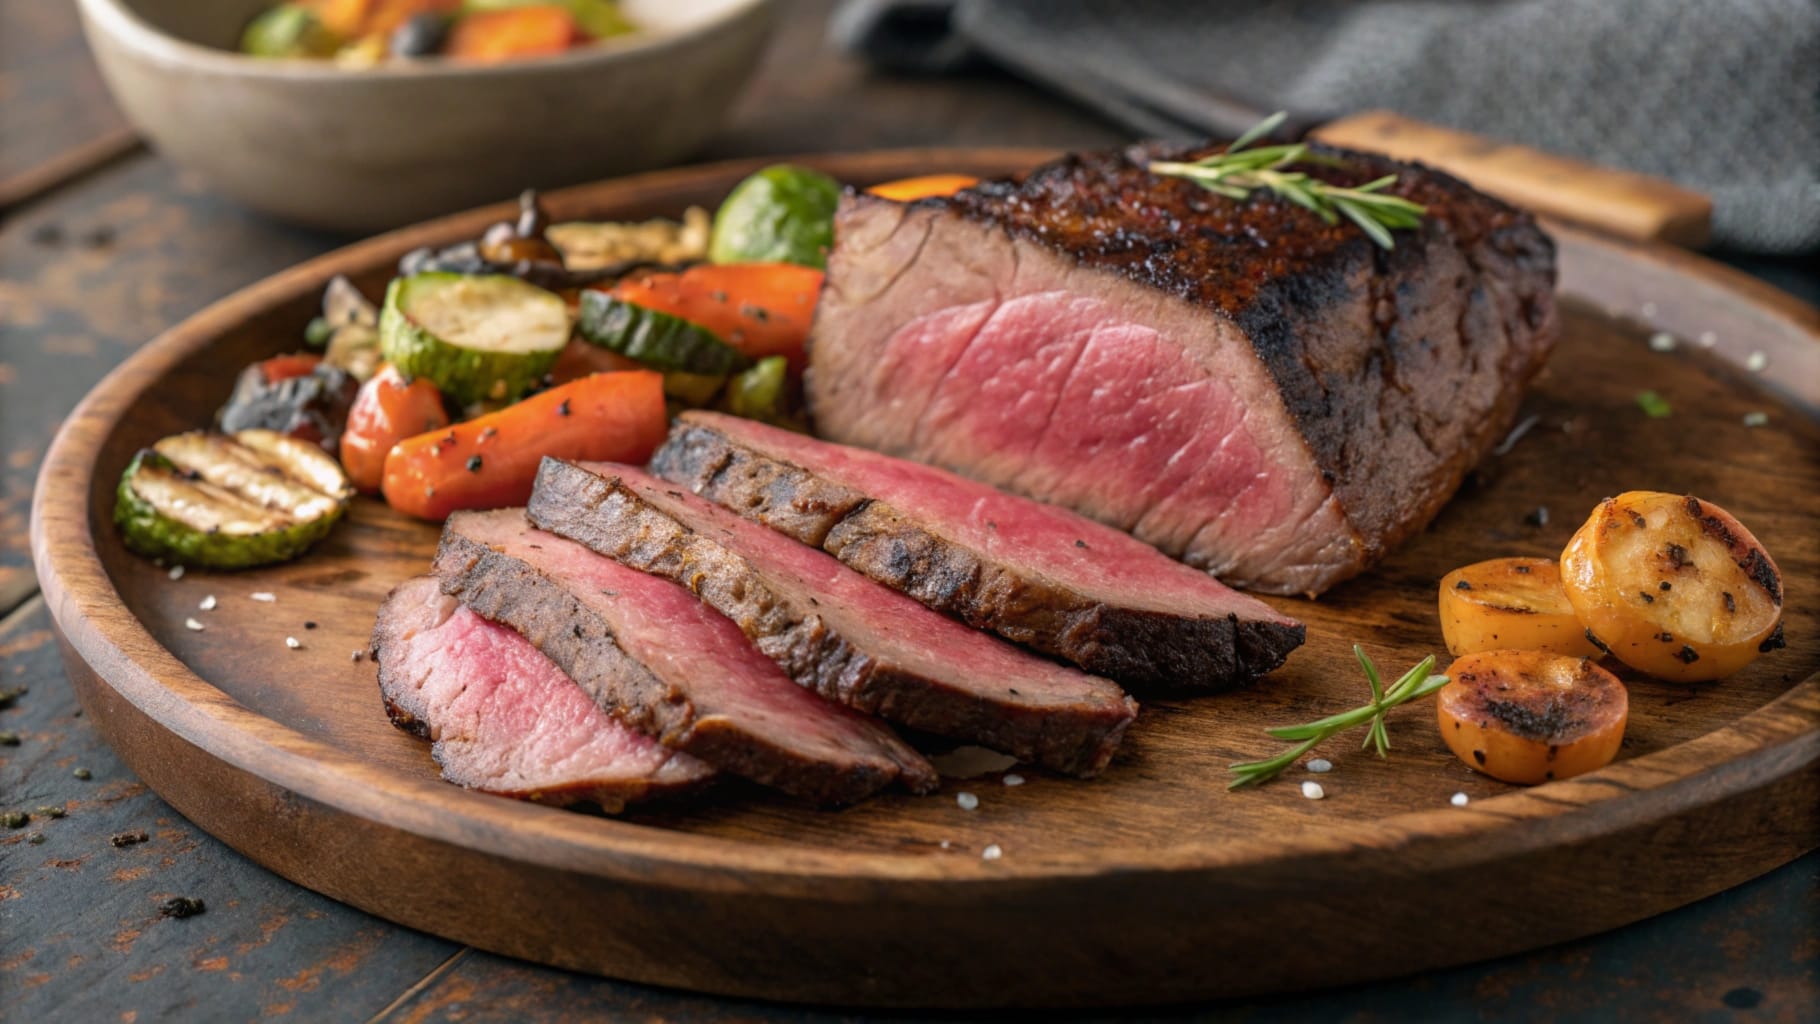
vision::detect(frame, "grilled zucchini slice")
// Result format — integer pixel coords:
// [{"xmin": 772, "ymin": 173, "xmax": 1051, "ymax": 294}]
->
[
  {"xmin": 379, "ymin": 272, "xmax": 570, "ymax": 406},
  {"xmin": 115, "ymin": 429, "xmax": 354, "ymax": 570},
  {"xmin": 575, "ymin": 290, "xmax": 753, "ymax": 376}
]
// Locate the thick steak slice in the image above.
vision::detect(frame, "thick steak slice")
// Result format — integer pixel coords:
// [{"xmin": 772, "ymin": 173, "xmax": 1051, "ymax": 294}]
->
[
  {"xmin": 805, "ymin": 143, "xmax": 1557, "ymax": 596},
  {"xmin": 433, "ymin": 510, "xmax": 936, "ymax": 804},
  {"xmin": 652, "ymin": 411, "xmax": 1304, "ymax": 690},
  {"xmin": 528, "ymin": 459, "xmax": 1139, "ymax": 777},
  {"xmin": 372, "ymin": 576, "xmax": 714, "ymax": 809}
]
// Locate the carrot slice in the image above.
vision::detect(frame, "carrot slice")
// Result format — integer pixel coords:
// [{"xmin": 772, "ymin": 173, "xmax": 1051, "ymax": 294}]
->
[
  {"xmin": 866, "ymin": 174, "xmax": 981, "ymax": 202},
  {"xmin": 381, "ymin": 371, "xmax": 664, "ymax": 520},
  {"xmin": 446, "ymin": 6, "xmax": 578, "ymax": 62},
  {"xmin": 603, "ymin": 263, "xmax": 824, "ymax": 372}
]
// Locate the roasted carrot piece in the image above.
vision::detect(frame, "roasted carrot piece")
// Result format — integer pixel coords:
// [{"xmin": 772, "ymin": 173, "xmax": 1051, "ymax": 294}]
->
[
  {"xmin": 446, "ymin": 5, "xmax": 578, "ymax": 62},
  {"xmin": 866, "ymin": 174, "xmax": 981, "ymax": 202},
  {"xmin": 381, "ymin": 371, "xmax": 664, "ymax": 520},
  {"xmin": 340, "ymin": 364, "xmax": 450, "ymax": 493},
  {"xmin": 1438, "ymin": 557, "xmax": 1599, "ymax": 658},
  {"xmin": 603, "ymin": 263, "xmax": 824, "ymax": 372}
]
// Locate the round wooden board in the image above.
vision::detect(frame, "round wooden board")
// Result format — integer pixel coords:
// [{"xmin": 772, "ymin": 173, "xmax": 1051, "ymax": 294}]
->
[{"xmin": 31, "ymin": 150, "xmax": 1820, "ymax": 1009}]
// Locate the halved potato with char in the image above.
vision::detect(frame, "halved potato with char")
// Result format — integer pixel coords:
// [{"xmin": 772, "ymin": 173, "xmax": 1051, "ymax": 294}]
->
[
  {"xmin": 1439, "ymin": 557, "xmax": 1600, "ymax": 658},
  {"xmin": 1437, "ymin": 651, "xmax": 1628, "ymax": 785},
  {"xmin": 1560, "ymin": 491, "xmax": 1783, "ymax": 683}
]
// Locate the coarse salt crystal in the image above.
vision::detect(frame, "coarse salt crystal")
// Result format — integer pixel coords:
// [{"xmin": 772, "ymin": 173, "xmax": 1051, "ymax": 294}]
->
[
  {"xmin": 956, "ymin": 792, "xmax": 979, "ymax": 811},
  {"xmin": 1697, "ymin": 331, "xmax": 1718, "ymax": 348},
  {"xmin": 1002, "ymin": 774, "xmax": 1025, "ymax": 787},
  {"xmin": 1743, "ymin": 411, "xmax": 1770, "ymax": 428},
  {"xmin": 167, "ymin": 565, "xmax": 185, "ymax": 581},
  {"xmin": 198, "ymin": 595, "xmax": 217, "ymax": 612},
  {"xmin": 1307, "ymin": 758, "xmax": 1333, "ymax": 774},
  {"xmin": 251, "ymin": 592, "xmax": 276, "ymax": 603},
  {"xmin": 1301, "ymin": 781, "xmax": 1325, "ymax": 800},
  {"xmin": 285, "ymin": 636, "xmax": 302, "ymax": 650},
  {"xmin": 981, "ymin": 844, "xmax": 1003, "ymax": 861},
  {"xmin": 183, "ymin": 618, "xmax": 204, "ymax": 632},
  {"xmin": 939, "ymin": 839, "xmax": 954, "ymax": 850},
  {"xmin": 1648, "ymin": 332, "xmax": 1677, "ymax": 352},
  {"xmin": 1450, "ymin": 792, "xmax": 1470, "ymax": 807},
  {"xmin": 1747, "ymin": 351, "xmax": 1769, "ymax": 372}
]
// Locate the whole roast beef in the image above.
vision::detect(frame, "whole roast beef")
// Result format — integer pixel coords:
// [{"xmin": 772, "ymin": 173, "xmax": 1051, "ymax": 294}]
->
[
  {"xmin": 804, "ymin": 143, "xmax": 1557, "ymax": 596},
  {"xmin": 373, "ymin": 576, "xmax": 714, "ymax": 809}
]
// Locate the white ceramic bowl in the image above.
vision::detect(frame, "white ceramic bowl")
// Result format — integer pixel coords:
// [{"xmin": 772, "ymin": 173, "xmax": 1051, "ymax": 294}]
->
[{"xmin": 78, "ymin": 0, "xmax": 777, "ymax": 232}]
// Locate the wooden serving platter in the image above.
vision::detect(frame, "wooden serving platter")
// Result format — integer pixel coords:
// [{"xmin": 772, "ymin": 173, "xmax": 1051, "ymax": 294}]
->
[{"xmin": 30, "ymin": 150, "xmax": 1820, "ymax": 1009}]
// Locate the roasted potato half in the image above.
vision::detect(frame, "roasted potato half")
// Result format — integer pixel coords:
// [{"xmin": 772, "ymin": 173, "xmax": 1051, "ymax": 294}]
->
[
  {"xmin": 1437, "ymin": 651, "xmax": 1628, "ymax": 785},
  {"xmin": 1439, "ymin": 557, "xmax": 1600, "ymax": 658},
  {"xmin": 1561, "ymin": 491, "xmax": 1784, "ymax": 683}
]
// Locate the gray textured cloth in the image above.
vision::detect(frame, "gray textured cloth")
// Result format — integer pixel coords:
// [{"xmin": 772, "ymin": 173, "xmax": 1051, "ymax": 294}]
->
[{"xmin": 833, "ymin": 0, "xmax": 1820, "ymax": 253}]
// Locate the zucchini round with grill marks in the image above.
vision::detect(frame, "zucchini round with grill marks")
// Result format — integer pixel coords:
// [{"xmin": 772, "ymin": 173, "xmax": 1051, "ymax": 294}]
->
[
  {"xmin": 115, "ymin": 429, "xmax": 354, "ymax": 570},
  {"xmin": 379, "ymin": 272, "xmax": 571, "ymax": 406}
]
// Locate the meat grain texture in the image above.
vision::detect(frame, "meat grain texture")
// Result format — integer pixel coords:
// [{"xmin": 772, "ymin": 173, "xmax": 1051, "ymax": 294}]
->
[
  {"xmin": 652, "ymin": 411, "xmax": 1303, "ymax": 690},
  {"xmin": 805, "ymin": 142, "xmax": 1558, "ymax": 596},
  {"xmin": 373, "ymin": 576, "xmax": 714, "ymax": 809}
]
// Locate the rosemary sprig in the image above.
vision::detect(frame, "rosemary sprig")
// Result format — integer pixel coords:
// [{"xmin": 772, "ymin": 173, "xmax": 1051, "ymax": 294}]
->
[
  {"xmin": 1228, "ymin": 646, "xmax": 1449, "ymax": 789},
  {"xmin": 1148, "ymin": 111, "xmax": 1428, "ymax": 249}
]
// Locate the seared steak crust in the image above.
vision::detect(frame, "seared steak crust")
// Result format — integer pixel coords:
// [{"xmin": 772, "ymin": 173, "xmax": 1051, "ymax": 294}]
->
[
  {"xmin": 528, "ymin": 459, "xmax": 1139, "ymax": 777},
  {"xmin": 652, "ymin": 413, "xmax": 1304, "ymax": 690},
  {"xmin": 433, "ymin": 513, "xmax": 936, "ymax": 804},
  {"xmin": 806, "ymin": 142, "xmax": 1557, "ymax": 594}
]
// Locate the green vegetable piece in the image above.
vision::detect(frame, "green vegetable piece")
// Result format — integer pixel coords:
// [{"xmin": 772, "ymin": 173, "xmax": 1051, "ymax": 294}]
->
[
  {"xmin": 663, "ymin": 371, "xmax": 728, "ymax": 407},
  {"xmin": 576, "ymin": 291, "xmax": 753, "ymax": 375},
  {"xmin": 722, "ymin": 356, "xmax": 789, "ymax": 422},
  {"xmin": 114, "ymin": 431, "xmax": 352, "ymax": 571},
  {"xmin": 240, "ymin": 4, "xmax": 340, "ymax": 58},
  {"xmin": 709, "ymin": 165, "xmax": 842, "ymax": 269},
  {"xmin": 567, "ymin": 0, "xmax": 635, "ymax": 38},
  {"xmin": 1635, "ymin": 390, "xmax": 1672, "ymax": 419},
  {"xmin": 379, "ymin": 272, "xmax": 570, "ymax": 406},
  {"xmin": 303, "ymin": 316, "xmax": 334, "ymax": 349}
]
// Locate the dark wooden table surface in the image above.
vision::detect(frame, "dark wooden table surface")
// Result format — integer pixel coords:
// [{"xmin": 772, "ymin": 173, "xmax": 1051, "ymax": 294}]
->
[{"xmin": 3, "ymin": 1, "xmax": 1816, "ymax": 1020}]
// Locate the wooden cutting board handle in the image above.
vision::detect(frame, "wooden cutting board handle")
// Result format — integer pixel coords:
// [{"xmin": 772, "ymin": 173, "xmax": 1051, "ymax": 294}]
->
[{"xmin": 1311, "ymin": 110, "xmax": 1712, "ymax": 248}]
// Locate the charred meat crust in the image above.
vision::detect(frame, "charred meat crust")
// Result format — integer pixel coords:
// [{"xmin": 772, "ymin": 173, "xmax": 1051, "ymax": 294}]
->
[
  {"xmin": 876, "ymin": 142, "xmax": 1558, "ymax": 590},
  {"xmin": 651, "ymin": 418, "xmax": 1304, "ymax": 689},
  {"xmin": 430, "ymin": 525, "xmax": 922, "ymax": 805},
  {"xmin": 528, "ymin": 459, "xmax": 1137, "ymax": 777}
]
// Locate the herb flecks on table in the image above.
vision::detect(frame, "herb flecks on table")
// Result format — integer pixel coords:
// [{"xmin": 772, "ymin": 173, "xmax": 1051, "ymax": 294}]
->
[
  {"xmin": 1148, "ymin": 112, "xmax": 1428, "ymax": 250},
  {"xmin": 1229, "ymin": 647, "xmax": 1449, "ymax": 789}
]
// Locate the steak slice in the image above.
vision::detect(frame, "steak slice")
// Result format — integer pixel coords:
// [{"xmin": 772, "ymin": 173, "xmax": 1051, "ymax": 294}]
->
[
  {"xmin": 804, "ymin": 142, "xmax": 1557, "ymax": 596},
  {"xmin": 528, "ymin": 459, "xmax": 1139, "ymax": 777},
  {"xmin": 652, "ymin": 411, "xmax": 1304, "ymax": 690},
  {"xmin": 433, "ymin": 510, "xmax": 937, "ymax": 804},
  {"xmin": 372, "ymin": 576, "xmax": 714, "ymax": 809}
]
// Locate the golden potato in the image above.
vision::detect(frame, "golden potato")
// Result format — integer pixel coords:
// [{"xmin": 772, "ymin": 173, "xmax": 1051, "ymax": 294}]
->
[
  {"xmin": 1438, "ymin": 557, "xmax": 1600, "ymax": 658},
  {"xmin": 1437, "ymin": 651, "xmax": 1628, "ymax": 785},
  {"xmin": 1560, "ymin": 492, "xmax": 1783, "ymax": 683}
]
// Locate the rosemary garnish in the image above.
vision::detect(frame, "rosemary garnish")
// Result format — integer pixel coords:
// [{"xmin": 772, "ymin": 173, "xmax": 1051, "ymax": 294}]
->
[
  {"xmin": 1229, "ymin": 646, "xmax": 1449, "ymax": 789},
  {"xmin": 1148, "ymin": 112, "xmax": 1428, "ymax": 249}
]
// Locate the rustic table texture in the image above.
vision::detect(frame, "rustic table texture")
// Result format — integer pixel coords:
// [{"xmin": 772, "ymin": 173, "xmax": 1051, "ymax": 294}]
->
[{"xmin": 2, "ymin": 1, "xmax": 1816, "ymax": 1020}]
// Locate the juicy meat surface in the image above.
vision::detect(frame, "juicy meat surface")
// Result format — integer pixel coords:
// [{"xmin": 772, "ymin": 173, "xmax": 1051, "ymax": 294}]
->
[
  {"xmin": 528, "ymin": 459, "xmax": 1139, "ymax": 777},
  {"xmin": 652, "ymin": 411, "xmax": 1304, "ymax": 690},
  {"xmin": 372, "ymin": 576, "xmax": 714, "ymax": 809},
  {"xmin": 804, "ymin": 142, "xmax": 1557, "ymax": 595},
  {"xmin": 433, "ymin": 509, "xmax": 936, "ymax": 804}
]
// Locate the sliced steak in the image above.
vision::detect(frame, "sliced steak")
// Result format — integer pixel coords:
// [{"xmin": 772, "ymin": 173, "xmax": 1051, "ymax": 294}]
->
[
  {"xmin": 372, "ymin": 576, "xmax": 714, "ymax": 810},
  {"xmin": 528, "ymin": 459, "xmax": 1139, "ymax": 777},
  {"xmin": 433, "ymin": 510, "xmax": 936, "ymax": 804},
  {"xmin": 804, "ymin": 143, "xmax": 1557, "ymax": 596},
  {"xmin": 652, "ymin": 410, "xmax": 1305, "ymax": 690}
]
